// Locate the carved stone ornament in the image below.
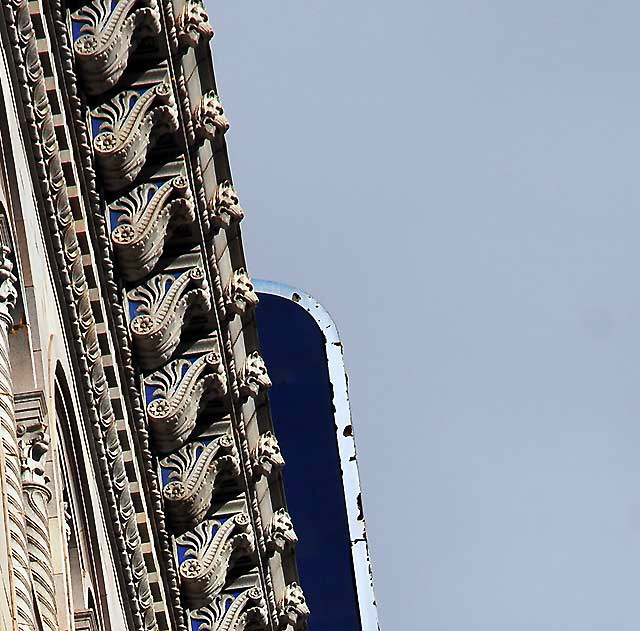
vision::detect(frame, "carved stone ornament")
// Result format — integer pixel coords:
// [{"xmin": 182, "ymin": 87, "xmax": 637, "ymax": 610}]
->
[
  {"xmin": 225, "ymin": 269, "xmax": 258, "ymax": 317},
  {"xmin": 278, "ymin": 583, "xmax": 310, "ymax": 631},
  {"xmin": 266, "ymin": 509, "xmax": 297, "ymax": 554},
  {"xmin": 252, "ymin": 431, "xmax": 284, "ymax": 478},
  {"xmin": 160, "ymin": 434, "xmax": 239, "ymax": 528},
  {"xmin": 207, "ymin": 180, "xmax": 244, "ymax": 230},
  {"xmin": 177, "ymin": 514, "xmax": 254, "ymax": 609},
  {"xmin": 237, "ymin": 352, "xmax": 271, "ymax": 400},
  {"xmin": 193, "ymin": 91, "xmax": 229, "ymax": 141},
  {"xmin": 146, "ymin": 352, "xmax": 227, "ymax": 452},
  {"xmin": 128, "ymin": 267, "xmax": 210, "ymax": 369},
  {"xmin": 72, "ymin": 0, "xmax": 161, "ymax": 95},
  {"xmin": 0, "ymin": 244, "xmax": 17, "ymax": 326},
  {"xmin": 92, "ymin": 81, "xmax": 179, "ymax": 191},
  {"xmin": 189, "ymin": 586, "xmax": 268, "ymax": 631},
  {"xmin": 110, "ymin": 176, "xmax": 195, "ymax": 281},
  {"xmin": 176, "ymin": 0, "xmax": 214, "ymax": 48}
]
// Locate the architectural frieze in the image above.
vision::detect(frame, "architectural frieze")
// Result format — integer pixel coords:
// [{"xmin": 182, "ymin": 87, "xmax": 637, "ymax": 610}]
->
[
  {"xmin": 91, "ymin": 80, "xmax": 179, "ymax": 191},
  {"xmin": 160, "ymin": 434, "xmax": 239, "ymax": 530},
  {"xmin": 225, "ymin": 268, "xmax": 259, "ymax": 318},
  {"xmin": 128, "ymin": 267, "xmax": 211, "ymax": 369},
  {"xmin": 207, "ymin": 180, "xmax": 245, "ymax": 231},
  {"xmin": 265, "ymin": 509, "xmax": 297, "ymax": 555},
  {"xmin": 189, "ymin": 586, "xmax": 268, "ymax": 631},
  {"xmin": 110, "ymin": 175, "xmax": 195, "ymax": 281},
  {"xmin": 193, "ymin": 91, "xmax": 229, "ymax": 142},
  {"xmin": 278, "ymin": 583, "xmax": 309, "ymax": 631},
  {"xmin": 145, "ymin": 351, "xmax": 227, "ymax": 452},
  {"xmin": 72, "ymin": 0, "xmax": 162, "ymax": 95},
  {"xmin": 176, "ymin": 0, "xmax": 213, "ymax": 48},
  {"xmin": 252, "ymin": 431, "xmax": 285, "ymax": 479},
  {"xmin": 238, "ymin": 352, "xmax": 272, "ymax": 400},
  {"xmin": 176, "ymin": 514, "xmax": 254, "ymax": 608}
]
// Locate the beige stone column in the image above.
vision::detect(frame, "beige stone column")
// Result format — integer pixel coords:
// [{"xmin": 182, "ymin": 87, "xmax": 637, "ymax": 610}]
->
[
  {"xmin": 17, "ymin": 393, "xmax": 58, "ymax": 631},
  {"xmin": 0, "ymin": 245, "xmax": 37, "ymax": 631}
]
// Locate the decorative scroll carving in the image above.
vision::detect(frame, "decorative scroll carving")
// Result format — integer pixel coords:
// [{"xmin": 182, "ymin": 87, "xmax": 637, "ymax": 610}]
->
[
  {"xmin": 265, "ymin": 509, "xmax": 297, "ymax": 554},
  {"xmin": 129, "ymin": 267, "xmax": 210, "ymax": 369},
  {"xmin": 72, "ymin": 0, "xmax": 161, "ymax": 95},
  {"xmin": 176, "ymin": 0, "xmax": 213, "ymax": 48},
  {"xmin": 225, "ymin": 269, "xmax": 258, "ymax": 317},
  {"xmin": 110, "ymin": 176, "xmax": 195, "ymax": 281},
  {"xmin": 252, "ymin": 431, "xmax": 284, "ymax": 478},
  {"xmin": 17, "ymin": 393, "xmax": 59, "ymax": 631},
  {"xmin": 193, "ymin": 92, "xmax": 229, "ymax": 142},
  {"xmin": 207, "ymin": 180, "xmax": 244, "ymax": 230},
  {"xmin": 92, "ymin": 82, "xmax": 179, "ymax": 191},
  {"xmin": 190, "ymin": 587, "xmax": 268, "ymax": 631},
  {"xmin": 177, "ymin": 514, "xmax": 254, "ymax": 608},
  {"xmin": 146, "ymin": 352, "xmax": 226, "ymax": 451},
  {"xmin": 238, "ymin": 352, "xmax": 271, "ymax": 400},
  {"xmin": 278, "ymin": 583, "xmax": 309, "ymax": 631},
  {"xmin": 160, "ymin": 434, "xmax": 239, "ymax": 528},
  {"xmin": 0, "ymin": 244, "xmax": 17, "ymax": 326}
]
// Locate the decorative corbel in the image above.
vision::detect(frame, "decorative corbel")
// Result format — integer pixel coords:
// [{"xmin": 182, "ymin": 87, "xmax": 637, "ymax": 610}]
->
[
  {"xmin": 176, "ymin": 0, "xmax": 214, "ymax": 48},
  {"xmin": 92, "ymin": 81, "xmax": 179, "ymax": 191},
  {"xmin": 265, "ymin": 509, "xmax": 298, "ymax": 555},
  {"xmin": 189, "ymin": 586, "xmax": 268, "ymax": 631},
  {"xmin": 177, "ymin": 514, "xmax": 254, "ymax": 609},
  {"xmin": 145, "ymin": 352, "xmax": 227, "ymax": 451},
  {"xmin": 110, "ymin": 176, "xmax": 195, "ymax": 281},
  {"xmin": 252, "ymin": 431, "xmax": 285, "ymax": 479},
  {"xmin": 128, "ymin": 267, "xmax": 210, "ymax": 369},
  {"xmin": 0, "ymin": 243, "xmax": 18, "ymax": 328},
  {"xmin": 278, "ymin": 583, "xmax": 310, "ymax": 631},
  {"xmin": 72, "ymin": 0, "xmax": 161, "ymax": 95},
  {"xmin": 237, "ymin": 352, "xmax": 271, "ymax": 400},
  {"xmin": 160, "ymin": 434, "xmax": 239, "ymax": 529},
  {"xmin": 206, "ymin": 180, "xmax": 244, "ymax": 231},
  {"xmin": 193, "ymin": 91, "xmax": 229, "ymax": 142},
  {"xmin": 224, "ymin": 269, "xmax": 258, "ymax": 318}
]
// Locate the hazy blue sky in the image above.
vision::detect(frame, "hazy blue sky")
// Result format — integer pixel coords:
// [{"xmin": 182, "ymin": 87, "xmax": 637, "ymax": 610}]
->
[{"xmin": 208, "ymin": 2, "xmax": 640, "ymax": 629}]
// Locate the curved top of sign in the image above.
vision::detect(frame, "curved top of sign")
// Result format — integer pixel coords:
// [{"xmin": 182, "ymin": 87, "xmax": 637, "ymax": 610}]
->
[{"xmin": 254, "ymin": 279, "xmax": 380, "ymax": 631}]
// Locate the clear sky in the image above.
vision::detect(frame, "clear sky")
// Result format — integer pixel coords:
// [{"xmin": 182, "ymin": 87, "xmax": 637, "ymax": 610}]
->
[{"xmin": 208, "ymin": 2, "xmax": 640, "ymax": 629}]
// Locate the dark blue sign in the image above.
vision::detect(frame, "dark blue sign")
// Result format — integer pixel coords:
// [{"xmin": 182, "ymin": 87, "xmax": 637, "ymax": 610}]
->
[{"xmin": 255, "ymin": 281, "xmax": 379, "ymax": 631}]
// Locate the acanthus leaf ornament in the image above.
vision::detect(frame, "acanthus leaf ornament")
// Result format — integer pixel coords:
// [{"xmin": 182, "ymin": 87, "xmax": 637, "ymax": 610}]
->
[
  {"xmin": 278, "ymin": 583, "xmax": 310, "ymax": 631},
  {"xmin": 177, "ymin": 514, "xmax": 254, "ymax": 609},
  {"xmin": 128, "ymin": 267, "xmax": 210, "ymax": 369},
  {"xmin": 193, "ymin": 91, "xmax": 229, "ymax": 142},
  {"xmin": 145, "ymin": 352, "xmax": 227, "ymax": 451},
  {"xmin": 72, "ymin": 0, "xmax": 161, "ymax": 95},
  {"xmin": 207, "ymin": 181, "xmax": 244, "ymax": 231},
  {"xmin": 0, "ymin": 245, "xmax": 18, "ymax": 327},
  {"xmin": 225, "ymin": 269, "xmax": 258, "ymax": 317},
  {"xmin": 265, "ymin": 509, "xmax": 297, "ymax": 554},
  {"xmin": 238, "ymin": 352, "xmax": 271, "ymax": 400},
  {"xmin": 92, "ymin": 81, "xmax": 179, "ymax": 191},
  {"xmin": 110, "ymin": 176, "xmax": 195, "ymax": 281},
  {"xmin": 176, "ymin": 0, "xmax": 214, "ymax": 48},
  {"xmin": 160, "ymin": 434, "xmax": 239, "ymax": 528},
  {"xmin": 252, "ymin": 431, "xmax": 285, "ymax": 478},
  {"xmin": 189, "ymin": 586, "xmax": 268, "ymax": 631}
]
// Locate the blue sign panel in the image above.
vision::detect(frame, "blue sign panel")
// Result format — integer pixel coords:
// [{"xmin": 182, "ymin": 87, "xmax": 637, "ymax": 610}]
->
[{"xmin": 254, "ymin": 280, "xmax": 379, "ymax": 631}]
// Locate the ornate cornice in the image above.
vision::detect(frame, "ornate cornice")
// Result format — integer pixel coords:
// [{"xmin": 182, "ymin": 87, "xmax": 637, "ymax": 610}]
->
[
  {"xmin": 177, "ymin": 514, "xmax": 254, "ymax": 609},
  {"xmin": 72, "ymin": 0, "xmax": 161, "ymax": 95},
  {"xmin": 92, "ymin": 81, "xmax": 179, "ymax": 191},
  {"xmin": 160, "ymin": 434, "xmax": 239, "ymax": 530},
  {"xmin": 128, "ymin": 267, "xmax": 210, "ymax": 369},
  {"xmin": 110, "ymin": 176, "xmax": 195, "ymax": 281}
]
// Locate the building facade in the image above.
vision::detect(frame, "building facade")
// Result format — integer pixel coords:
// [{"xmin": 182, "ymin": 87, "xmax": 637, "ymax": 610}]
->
[{"xmin": 0, "ymin": 0, "xmax": 311, "ymax": 629}]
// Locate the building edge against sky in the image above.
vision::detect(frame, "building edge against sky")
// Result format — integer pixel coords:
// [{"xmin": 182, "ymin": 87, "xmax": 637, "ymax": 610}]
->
[{"xmin": 0, "ymin": 0, "xmax": 393, "ymax": 629}]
